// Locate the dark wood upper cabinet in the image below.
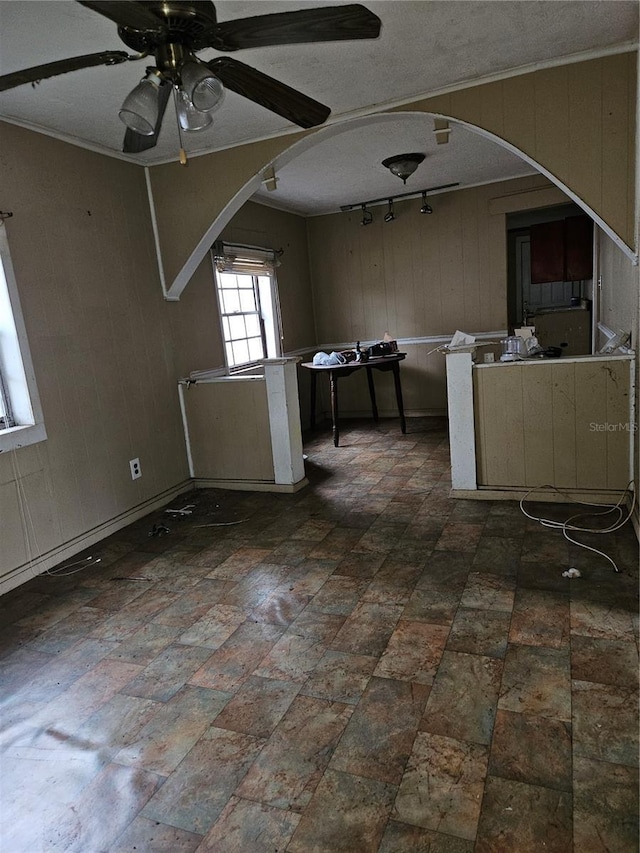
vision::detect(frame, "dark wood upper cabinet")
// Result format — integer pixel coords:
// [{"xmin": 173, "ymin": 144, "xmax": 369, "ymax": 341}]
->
[
  {"xmin": 530, "ymin": 214, "xmax": 593, "ymax": 284},
  {"xmin": 564, "ymin": 215, "xmax": 593, "ymax": 281},
  {"xmin": 530, "ymin": 220, "xmax": 565, "ymax": 284}
]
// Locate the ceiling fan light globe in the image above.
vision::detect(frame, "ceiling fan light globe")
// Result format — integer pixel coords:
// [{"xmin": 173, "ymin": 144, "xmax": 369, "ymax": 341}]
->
[
  {"xmin": 176, "ymin": 91, "xmax": 213, "ymax": 132},
  {"xmin": 118, "ymin": 74, "xmax": 162, "ymax": 136},
  {"xmin": 181, "ymin": 60, "xmax": 225, "ymax": 112},
  {"xmin": 118, "ymin": 109, "xmax": 155, "ymax": 136},
  {"xmin": 193, "ymin": 76, "xmax": 225, "ymax": 113}
]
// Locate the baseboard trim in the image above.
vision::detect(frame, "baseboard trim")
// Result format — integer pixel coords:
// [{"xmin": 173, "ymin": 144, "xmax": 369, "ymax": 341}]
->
[
  {"xmin": 0, "ymin": 479, "xmax": 193, "ymax": 596},
  {"xmin": 193, "ymin": 477, "xmax": 309, "ymax": 494},
  {"xmin": 451, "ymin": 486, "xmax": 628, "ymax": 503},
  {"xmin": 308, "ymin": 410, "xmax": 448, "ymax": 424}
]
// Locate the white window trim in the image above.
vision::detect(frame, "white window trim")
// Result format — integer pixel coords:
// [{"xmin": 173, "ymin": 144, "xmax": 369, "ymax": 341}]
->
[
  {"xmin": 0, "ymin": 223, "xmax": 46, "ymax": 453},
  {"xmin": 212, "ymin": 244, "xmax": 283, "ymax": 374}
]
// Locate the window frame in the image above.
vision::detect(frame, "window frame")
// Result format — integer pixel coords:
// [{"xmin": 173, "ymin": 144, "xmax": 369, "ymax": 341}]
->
[
  {"xmin": 0, "ymin": 223, "xmax": 46, "ymax": 452},
  {"xmin": 217, "ymin": 271, "xmax": 268, "ymax": 368},
  {"xmin": 212, "ymin": 244, "xmax": 282, "ymax": 373}
]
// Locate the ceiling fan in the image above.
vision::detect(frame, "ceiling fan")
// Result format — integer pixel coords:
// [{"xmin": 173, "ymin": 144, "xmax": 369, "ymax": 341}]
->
[{"xmin": 0, "ymin": 1, "xmax": 382, "ymax": 157}]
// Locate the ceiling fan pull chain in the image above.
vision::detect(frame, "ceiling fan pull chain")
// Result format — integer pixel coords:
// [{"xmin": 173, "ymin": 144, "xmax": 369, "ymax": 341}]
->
[{"xmin": 172, "ymin": 87, "xmax": 189, "ymax": 167}]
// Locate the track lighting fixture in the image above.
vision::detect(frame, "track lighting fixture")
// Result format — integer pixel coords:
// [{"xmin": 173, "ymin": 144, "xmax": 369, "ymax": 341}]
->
[
  {"xmin": 420, "ymin": 191, "xmax": 433, "ymax": 215},
  {"xmin": 341, "ymin": 182, "xmax": 459, "ymax": 219},
  {"xmin": 384, "ymin": 200, "xmax": 395, "ymax": 223},
  {"xmin": 382, "ymin": 153, "xmax": 425, "ymax": 184}
]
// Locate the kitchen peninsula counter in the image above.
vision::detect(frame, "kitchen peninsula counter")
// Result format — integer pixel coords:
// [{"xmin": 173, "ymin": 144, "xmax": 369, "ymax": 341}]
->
[{"xmin": 446, "ymin": 351, "xmax": 634, "ymax": 500}]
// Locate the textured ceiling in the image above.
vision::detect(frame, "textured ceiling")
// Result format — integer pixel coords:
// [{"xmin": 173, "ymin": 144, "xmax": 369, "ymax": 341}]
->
[
  {"xmin": 252, "ymin": 115, "xmax": 536, "ymax": 215},
  {"xmin": 0, "ymin": 1, "xmax": 637, "ymax": 214}
]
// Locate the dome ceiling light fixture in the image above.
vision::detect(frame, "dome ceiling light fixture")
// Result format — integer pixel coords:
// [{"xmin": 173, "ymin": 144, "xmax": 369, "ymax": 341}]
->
[{"xmin": 381, "ymin": 153, "xmax": 425, "ymax": 184}]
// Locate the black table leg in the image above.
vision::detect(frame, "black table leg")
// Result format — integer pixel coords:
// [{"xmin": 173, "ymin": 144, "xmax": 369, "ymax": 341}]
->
[
  {"xmin": 365, "ymin": 366, "xmax": 379, "ymax": 422},
  {"xmin": 330, "ymin": 371, "xmax": 340, "ymax": 446},
  {"xmin": 391, "ymin": 362, "xmax": 407, "ymax": 434},
  {"xmin": 309, "ymin": 371, "xmax": 317, "ymax": 430}
]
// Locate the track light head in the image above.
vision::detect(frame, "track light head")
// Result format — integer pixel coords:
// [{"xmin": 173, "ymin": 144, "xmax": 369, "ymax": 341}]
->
[
  {"xmin": 384, "ymin": 200, "xmax": 395, "ymax": 222},
  {"xmin": 361, "ymin": 204, "xmax": 373, "ymax": 226},
  {"xmin": 420, "ymin": 192, "xmax": 433, "ymax": 214}
]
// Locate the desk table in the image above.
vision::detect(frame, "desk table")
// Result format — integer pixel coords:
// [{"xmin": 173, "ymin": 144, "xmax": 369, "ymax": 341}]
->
[{"xmin": 301, "ymin": 353, "xmax": 407, "ymax": 446}]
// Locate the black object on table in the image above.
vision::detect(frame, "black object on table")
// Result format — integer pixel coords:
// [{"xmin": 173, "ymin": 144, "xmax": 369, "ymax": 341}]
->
[{"xmin": 301, "ymin": 353, "xmax": 407, "ymax": 447}]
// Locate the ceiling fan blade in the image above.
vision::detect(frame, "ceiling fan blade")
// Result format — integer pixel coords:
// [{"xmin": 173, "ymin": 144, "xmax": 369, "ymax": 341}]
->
[
  {"xmin": 208, "ymin": 57, "xmax": 330, "ymax": 129},
  {"xmin": 0, "ymin": 51, "xmax": 131, "ymax": 92},
  {"xmin": 122, "ymin": 79, "xmax": 172, "ymax": 154},
  {"xmin": 212, "ymin": 4, "xmax": 381, "ymax": 52},
  {"xmin": 77, "ymin": 1, "xmax": 166, "ymax": 32}
]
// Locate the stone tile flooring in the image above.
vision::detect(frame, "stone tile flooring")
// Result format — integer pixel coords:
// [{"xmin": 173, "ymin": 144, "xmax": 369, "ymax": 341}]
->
[{"xmin": 0, "ymin": 418, "xmax": 638, "ymax": 852}]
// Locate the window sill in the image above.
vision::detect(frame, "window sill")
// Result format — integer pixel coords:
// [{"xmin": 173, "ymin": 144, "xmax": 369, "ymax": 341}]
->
[
  {"xmin": 0, "ymin": 422, "xmax": 47, "ymax": 453},
  {"xmin": 229, "ymin": 361, "xmax": 265, "ymax": 375}
]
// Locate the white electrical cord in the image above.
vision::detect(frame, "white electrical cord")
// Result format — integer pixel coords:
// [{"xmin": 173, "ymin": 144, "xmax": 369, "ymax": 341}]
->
[
  {"xmin": 45, "ymin": 556, "xmax": 101, "ymax": 577},
  {"xmin": 11, "ymin": 450, "xmax": 40, "ymax": 578},
  {"xmin": 425, "ymin": 344, "xmax": 450, "ymax": 357},
  {"xmin": 519, "ymin": 482, "xmax": 636, "ymax": 573}
]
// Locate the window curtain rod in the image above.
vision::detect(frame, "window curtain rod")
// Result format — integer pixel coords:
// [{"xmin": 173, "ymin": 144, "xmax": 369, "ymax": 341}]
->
[
  {"xmin": 213, "ymin": 241, "xmax": 284, "ymax": 258},
  {"xmin": 212, "ymin": 241, "xmax": 283, "ymax": 275}
]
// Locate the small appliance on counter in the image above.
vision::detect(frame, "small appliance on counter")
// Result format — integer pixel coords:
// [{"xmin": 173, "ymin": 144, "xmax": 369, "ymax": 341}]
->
[
  {"xmin": 500, "ymin": 334, "xmax": 557, "ymax": 361},
  {"xmin": 500, "ymin": 336, "xmax": 527, "ymax": 361}
]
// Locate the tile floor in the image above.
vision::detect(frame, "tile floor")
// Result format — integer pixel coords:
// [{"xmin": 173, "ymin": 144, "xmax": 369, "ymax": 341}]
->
[{"xmin": 0, "ymin": 418, "xmax": 638, "ymax": 852}]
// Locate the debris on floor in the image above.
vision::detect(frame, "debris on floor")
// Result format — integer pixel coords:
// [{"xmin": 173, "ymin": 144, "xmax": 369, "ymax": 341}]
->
[
  {"xmin": 561, "ymin": 567, "xmax": 582, "ymax": 578},
  {"xmin": 165, "ymin": 504, "xmax": 196, "ymax": 516}
]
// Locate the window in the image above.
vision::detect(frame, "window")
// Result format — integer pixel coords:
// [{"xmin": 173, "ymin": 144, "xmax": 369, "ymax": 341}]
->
[
  {"xmin": 0, "ymin": 222, "xmax": 46, "ymax": 452},
  {"xmin": 212, "ymin": 244, "xmax": 282, "ymax": 371}
]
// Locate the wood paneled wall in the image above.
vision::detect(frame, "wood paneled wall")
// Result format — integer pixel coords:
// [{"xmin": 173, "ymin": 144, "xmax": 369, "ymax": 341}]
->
[
  {"xmin": 150, "ymin": 53, "xmax": 636, "ymax": 294},
  {"xmin": 305, "ymin": 175, "xmax": 555, "ymax": 416},
  {"xmin": 474, "ymin": 358, "xmax": 632, "ymax": 490},
  {"xmin": 409, "ymin": 54, "xmax": 636, "ymax": 250},
  {"xmin": 168, "ymin": 201, "xmax": 317, "ymax": 379},
  {"xmin": 598, "ymin": 229, "xmax": 640, "ymax": 489},
  {"xmin": 0, "ymin": 122, "xmax": 190, "ymax": 588},
  {"xmin": 219, "ymin": 202, "xmax": 316, "ymax": 355},
  {"xmin": 599, "ymin": 228, "xmax": 639, "ymax": 349},
  {"xmin": 150, "ymin": 133, "xmax": 304, "ymax": 287},
  {"xmin": 183, "ymin": 379, "xmax": 274, "ymax": 483}
]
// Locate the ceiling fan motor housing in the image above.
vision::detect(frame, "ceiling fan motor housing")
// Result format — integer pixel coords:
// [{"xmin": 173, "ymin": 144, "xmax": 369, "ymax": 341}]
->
[{"xmin": 117, "ymin": 1, "xmax": 219, "ymax": 55}]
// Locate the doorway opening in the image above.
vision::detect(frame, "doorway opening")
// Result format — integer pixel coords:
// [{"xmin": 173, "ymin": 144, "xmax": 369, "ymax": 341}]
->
[{"xmin": 507, "ymin": 203, "xmax": 594, "ymax": 356}]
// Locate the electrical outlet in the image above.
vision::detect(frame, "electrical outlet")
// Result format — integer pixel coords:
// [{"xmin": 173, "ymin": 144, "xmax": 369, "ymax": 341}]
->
[
  {"xmin": 129, "ymin": 458, "xmax": 142, "ymax": 480},
  {"xmin": 483, "ymin": 352, "xmax": 495, "ymax": 363}
]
